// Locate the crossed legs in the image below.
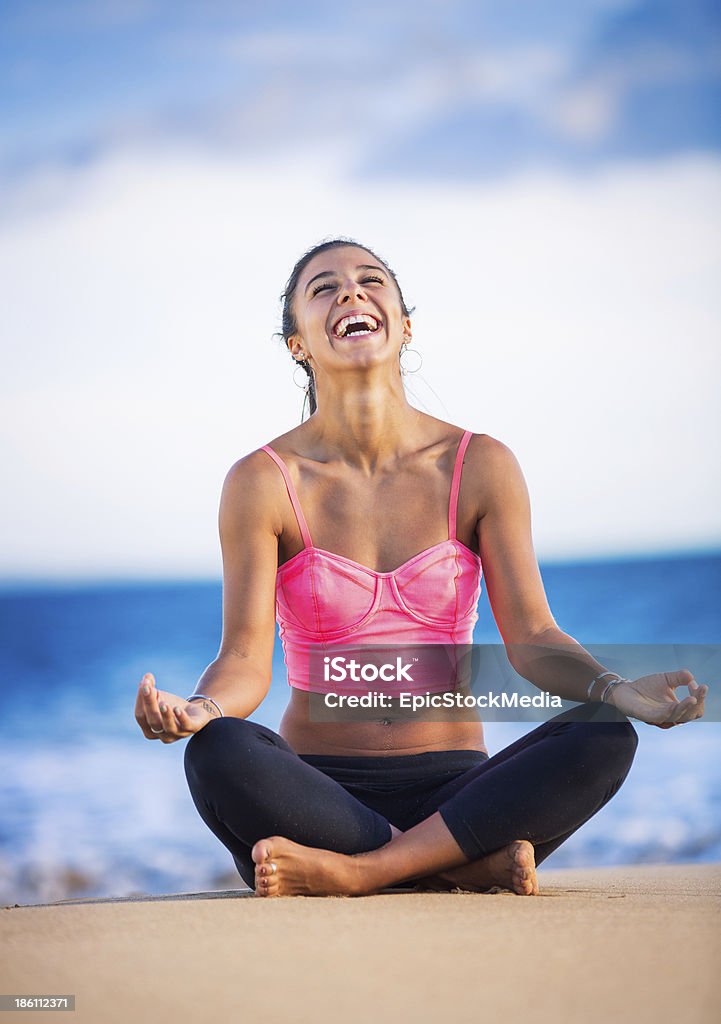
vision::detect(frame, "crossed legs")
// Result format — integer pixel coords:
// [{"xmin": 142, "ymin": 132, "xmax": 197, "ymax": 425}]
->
[{"xmin": 184, "ymin": 703, "xmax": 638, "ymax": 897}]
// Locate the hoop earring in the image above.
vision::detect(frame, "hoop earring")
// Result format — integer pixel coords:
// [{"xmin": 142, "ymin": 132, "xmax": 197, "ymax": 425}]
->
[
  {"xmin": 400, "ymin": 345, "xmax": 422, "ymax": 375},
  {"xmin": 293, "ymin": 362, "xmax": 310, "ymax": 390}
]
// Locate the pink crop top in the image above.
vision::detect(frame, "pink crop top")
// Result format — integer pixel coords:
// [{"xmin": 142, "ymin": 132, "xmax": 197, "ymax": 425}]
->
[{"xmin": 260, "ymin": 430, "xmax": 483, "ymax": 693}]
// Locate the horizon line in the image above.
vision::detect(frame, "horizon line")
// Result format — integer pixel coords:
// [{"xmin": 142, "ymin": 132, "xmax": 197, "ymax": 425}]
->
[{"xmin": 0, "ymin": 545, "xmax": 719, "ymax": 593}]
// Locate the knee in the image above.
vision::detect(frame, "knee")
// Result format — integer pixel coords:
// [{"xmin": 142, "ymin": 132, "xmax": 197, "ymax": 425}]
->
[
  {"xmin": 553, "ymin": 702, "xmax": 637, "ymax": 777},
  {"xmin": 599, "ymin": 716, "xmax": 638, "ymax": 777},
  {"xmin": 570, "ymin": 705, "xmax": 639, "ymax": 780},
  {"xmin": 184, "ymin": 717, "xmax": 262, "ymax": 794}
]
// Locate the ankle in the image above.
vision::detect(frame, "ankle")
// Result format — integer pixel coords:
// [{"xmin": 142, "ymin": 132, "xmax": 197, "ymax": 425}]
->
[{"xmin": 349, "ymin": 850, "xmax": 387, "ymax": 895}]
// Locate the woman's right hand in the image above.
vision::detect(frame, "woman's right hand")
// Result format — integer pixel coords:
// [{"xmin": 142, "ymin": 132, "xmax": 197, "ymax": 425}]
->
[{"xmin": 134, "ymin": 673, "xmax": 218, "ymax": 743}]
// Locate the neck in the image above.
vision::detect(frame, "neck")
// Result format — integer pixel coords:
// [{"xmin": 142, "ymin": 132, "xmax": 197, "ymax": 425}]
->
[{"xmin": 307, "ymin": 373, "xmax": 425, "ymax": 473}]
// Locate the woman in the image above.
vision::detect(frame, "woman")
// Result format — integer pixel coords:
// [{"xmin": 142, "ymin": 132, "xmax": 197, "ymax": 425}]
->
[{"xmin": 134, "ymin": 238, "xmax": 707, "ymax": 897}]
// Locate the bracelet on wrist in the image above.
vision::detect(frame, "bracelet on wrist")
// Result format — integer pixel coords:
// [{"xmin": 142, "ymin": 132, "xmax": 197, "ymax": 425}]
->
[
  {"xmin": 586, "ymin": 671, "xmax": 624, "ymax": 701},
  {"xmin": 600, "ymin": 678, "xmax": 630, "ymax": 704},
  {"xmin": 185, "ymin": 694, "xmax": 224, "ymax": 718}
]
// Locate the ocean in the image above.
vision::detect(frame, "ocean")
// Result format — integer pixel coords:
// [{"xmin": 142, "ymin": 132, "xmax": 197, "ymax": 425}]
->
[{"xmin": 1, "ymin": 551, "xmax": 719, "ymax": 905}]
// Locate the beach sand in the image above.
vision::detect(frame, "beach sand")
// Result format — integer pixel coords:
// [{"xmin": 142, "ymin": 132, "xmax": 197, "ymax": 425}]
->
[{"xmin": 2, "ymin": 863, "xmax": 719, "ymax": 1023}]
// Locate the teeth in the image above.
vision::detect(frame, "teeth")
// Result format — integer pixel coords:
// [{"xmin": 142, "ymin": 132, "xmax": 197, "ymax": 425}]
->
[{"xmin": 334, "ymin": 314, "xmax": 379, "ymax": 337}]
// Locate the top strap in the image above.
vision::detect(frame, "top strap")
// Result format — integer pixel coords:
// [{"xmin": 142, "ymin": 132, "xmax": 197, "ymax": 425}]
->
[
  {"xmin": 260, "ymin": 445, "xmax": 314, "ymax": 549},
  {"xmin": 448, "ymin": 430, "xmax": 473, "ymax": 539}
]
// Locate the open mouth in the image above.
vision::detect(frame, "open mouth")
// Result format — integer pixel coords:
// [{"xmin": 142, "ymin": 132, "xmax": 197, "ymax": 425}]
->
[{"xmin": 333, "ymin": 313, "xmax": 382, "ymax": 339}]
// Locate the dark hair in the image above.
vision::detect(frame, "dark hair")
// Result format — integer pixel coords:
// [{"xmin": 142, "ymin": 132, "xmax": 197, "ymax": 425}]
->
[{"xmin": 278, "ymin": 236, "xmax": 414, "ymax": 418}]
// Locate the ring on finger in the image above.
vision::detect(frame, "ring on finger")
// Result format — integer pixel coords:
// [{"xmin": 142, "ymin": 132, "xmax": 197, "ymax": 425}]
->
[
  {"xmin": 270, "ymin": 861, "xmax": 277, "ymax": 875},
  {"xmin": 150, "ymin": 726, "xmax": 164, "ymax": 734}
]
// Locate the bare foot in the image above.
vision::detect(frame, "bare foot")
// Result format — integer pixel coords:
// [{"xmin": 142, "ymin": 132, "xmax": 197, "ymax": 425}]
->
[
  {"xmin": 417, "ymin": 840, "xmax": 539, "ymax": 896},
  {"xmin": 252, "ymin": 836, "xmax": 366, "ymax": 897}
]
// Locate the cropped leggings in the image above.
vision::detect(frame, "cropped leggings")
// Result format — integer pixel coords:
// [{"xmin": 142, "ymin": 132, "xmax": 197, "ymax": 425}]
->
[{"xmin": 184, "ymin": 701, "xmax": 638, "ymax": 889}]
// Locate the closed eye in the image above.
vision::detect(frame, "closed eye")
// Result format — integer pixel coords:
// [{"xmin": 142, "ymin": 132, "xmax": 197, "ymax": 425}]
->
[
  {"xmin": 311, "ymin": 275, "xmax": 385, "ymax": 297},
  {"xmin": 311, "ymin": 281, "xmax": 335, "ymax": 296}
]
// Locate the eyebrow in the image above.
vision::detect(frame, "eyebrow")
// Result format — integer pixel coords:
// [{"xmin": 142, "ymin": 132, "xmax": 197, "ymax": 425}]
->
[{"xmin": 304, "ymin": 264, "xmax": 386, "ymax": 293}]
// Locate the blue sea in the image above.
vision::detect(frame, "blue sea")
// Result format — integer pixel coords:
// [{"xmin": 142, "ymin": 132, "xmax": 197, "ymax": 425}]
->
[{"xmin": 1, "ymin": 552, "xmax": 720, "ymax": 905}]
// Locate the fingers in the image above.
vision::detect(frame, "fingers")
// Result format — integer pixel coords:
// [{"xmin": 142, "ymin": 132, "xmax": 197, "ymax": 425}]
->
[
  {"xmin": 657, "ymin": 683, "xmax": 709, "ymax": 729},
  {"xmin": 133, "ymin": 673, "xmax": 150, "ymax": 720},
  {"xmin": 687, "ymin": 678, "xmax": 708, "ymax": 721},
  {"xmin": 141, "ymin": 674, "xmax": 166, "ymax": 736},
  {"xmin": 650, "ymin": 670, "xmax": 708, "ymax": 728},
  {"xmin": 158, "ymin": 699, "xmax": 180, "ymax": 740},
  {"xmin": 670, "ymin": 697, "xmax": 696, "ymax": 725},
  {"xmin": 671, "ymin": 668, "xmax": 695, "ymax": 690},
  {"xmin": 134, "ymin": 673, "xmax": 160, "ymax": 738},
  {"xmin": 171, "ymin": 704, "xmax": 198, "ymax": 734},
  {"xmin": 135, "ymin": 673, "xmax": 180, "ymax": 741},
  {"xmin": 671, "ymin": 671, "xmax": 708, "ymax": 724}
]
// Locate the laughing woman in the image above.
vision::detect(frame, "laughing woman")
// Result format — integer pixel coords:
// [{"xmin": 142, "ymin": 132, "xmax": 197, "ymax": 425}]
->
[{"xmin": 134, "ymin": 237, "xmax": 707, "ymax": 897}]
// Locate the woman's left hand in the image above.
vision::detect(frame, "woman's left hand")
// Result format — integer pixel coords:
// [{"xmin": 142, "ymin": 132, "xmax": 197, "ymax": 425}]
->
[{"xmin": 609, "ymin": 669, "xmax": 708, "ymax": 727}]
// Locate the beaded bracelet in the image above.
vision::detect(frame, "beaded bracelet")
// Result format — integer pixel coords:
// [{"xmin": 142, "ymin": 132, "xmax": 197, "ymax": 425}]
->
[{"xmin": 185, "ymin": 694, "xmax": 224, "ymax": 718}]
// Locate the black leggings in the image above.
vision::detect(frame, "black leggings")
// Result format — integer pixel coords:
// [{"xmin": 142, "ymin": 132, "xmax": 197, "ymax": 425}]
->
[{"xmin": 184, "ymin": 702, "xmax": 638, "ymax": 889}]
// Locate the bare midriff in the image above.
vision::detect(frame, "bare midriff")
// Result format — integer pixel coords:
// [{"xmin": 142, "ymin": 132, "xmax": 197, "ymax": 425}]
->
[{"xmin": 280, "ymin": 689, "xmax": 488, "ymax": 757}]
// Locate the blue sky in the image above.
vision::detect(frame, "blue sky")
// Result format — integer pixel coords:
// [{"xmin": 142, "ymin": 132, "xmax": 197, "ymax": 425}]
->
[
  {"xmin": 2, "ymin": 0, "xmax": 719, "ymax": 179},
  {"xmin": 0, "ymin": 1, "xmax": 719, "ymax": 578}
]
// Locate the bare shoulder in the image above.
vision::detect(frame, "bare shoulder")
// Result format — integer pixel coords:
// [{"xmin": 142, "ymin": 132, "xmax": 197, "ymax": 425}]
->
[
  {"xmin": 220, "ymin": 447, "xmax": 287, "ymax": 537},
  {"xmin": 466, "ymin": 432, "xmax": 521, "ymax": 472},
  {"xmin": 464, "ymin": 433, "xmax": 528, "ymax": 515},
  {"xmin": 425, "ymin": 415, "xmax": 515, "ymax": 469}
]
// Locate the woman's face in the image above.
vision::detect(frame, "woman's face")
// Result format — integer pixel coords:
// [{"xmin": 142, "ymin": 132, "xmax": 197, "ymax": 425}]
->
[{"xmin": 288, "ymin": 246, "xmax": 411, "ymax": 372}]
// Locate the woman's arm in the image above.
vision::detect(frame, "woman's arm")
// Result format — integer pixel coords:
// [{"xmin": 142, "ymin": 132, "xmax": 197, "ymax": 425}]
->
[
  {"xmin": 135, "ymin": 450, "xmax": 282, "ymax": 740},
  {"xmin": 189, "ymin": 450, "xmax": 283, "ymax": 719},
  {"xmin": 475, "ymin": 436, "xmax": 609, "ymax": 698},
  {"xmin": 474, "ymin": 436, "xmax": 706, "ymax": 723}
]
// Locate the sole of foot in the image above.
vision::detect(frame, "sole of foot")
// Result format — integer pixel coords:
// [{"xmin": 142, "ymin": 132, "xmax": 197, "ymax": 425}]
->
[{"xmin": 416, "ymin": 840, "xmax": 539, "ymax": 896}]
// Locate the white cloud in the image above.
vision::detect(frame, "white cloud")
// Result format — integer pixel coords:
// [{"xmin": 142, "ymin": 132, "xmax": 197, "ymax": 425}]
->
[
  {"xmin": 1, "ymin": 146, "xmax": 719, "ymax": 578},
  {"xmin": 551, "ymin": 83, "xmax": 618, "ymax": 142}
]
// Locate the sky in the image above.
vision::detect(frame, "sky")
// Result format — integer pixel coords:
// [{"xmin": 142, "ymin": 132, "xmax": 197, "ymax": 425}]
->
[{"xmin": 1, "ymin": 0, "xmax": 720, "ymax": 579}]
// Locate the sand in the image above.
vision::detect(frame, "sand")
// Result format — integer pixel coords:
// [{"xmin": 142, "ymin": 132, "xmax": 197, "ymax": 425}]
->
[{"xmin": 2, "ymin": 863, "xmax": 720, "ymax": 1024}]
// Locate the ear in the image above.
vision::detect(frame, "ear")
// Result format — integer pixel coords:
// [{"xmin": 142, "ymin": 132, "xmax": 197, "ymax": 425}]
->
[
  {"xmin": 402, "ymin": 316, "xmax": 413, "ymax": 342},
  {"xmin": 287, "ymin": 334, "xmax": 306, "ymax": 362}
]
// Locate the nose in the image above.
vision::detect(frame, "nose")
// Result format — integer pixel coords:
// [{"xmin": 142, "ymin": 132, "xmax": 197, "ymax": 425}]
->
[{"xmin": 337, "ymin": 277, "xmax": 368, "ymax": 305}]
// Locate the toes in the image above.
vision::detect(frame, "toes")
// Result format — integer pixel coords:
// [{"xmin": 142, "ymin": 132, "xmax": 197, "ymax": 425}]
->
[
  {"xmin": 511, "ymin": 840, "xmax": 534, "ymax": 864},
  {"xmin": 512, "ymin": 872, "xmax": 534, "ymax": 895},
  {"xmin": 255, "ymin": 864, "xmax": 280, "ymax": 897},
  {"xmin": 256, "ymin": 876, "xmax": 279, "ymax": 897},
  {"xmin": 252, "ymin": 839, "xmax": 273, "ymax": 867},
  {"xmin": 508, "ymin": 841, "xmax": 537, "ymax": 896},
  {"xmin": 252, "ymin": 839, "xmax": 281, "ymax": 895}
]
